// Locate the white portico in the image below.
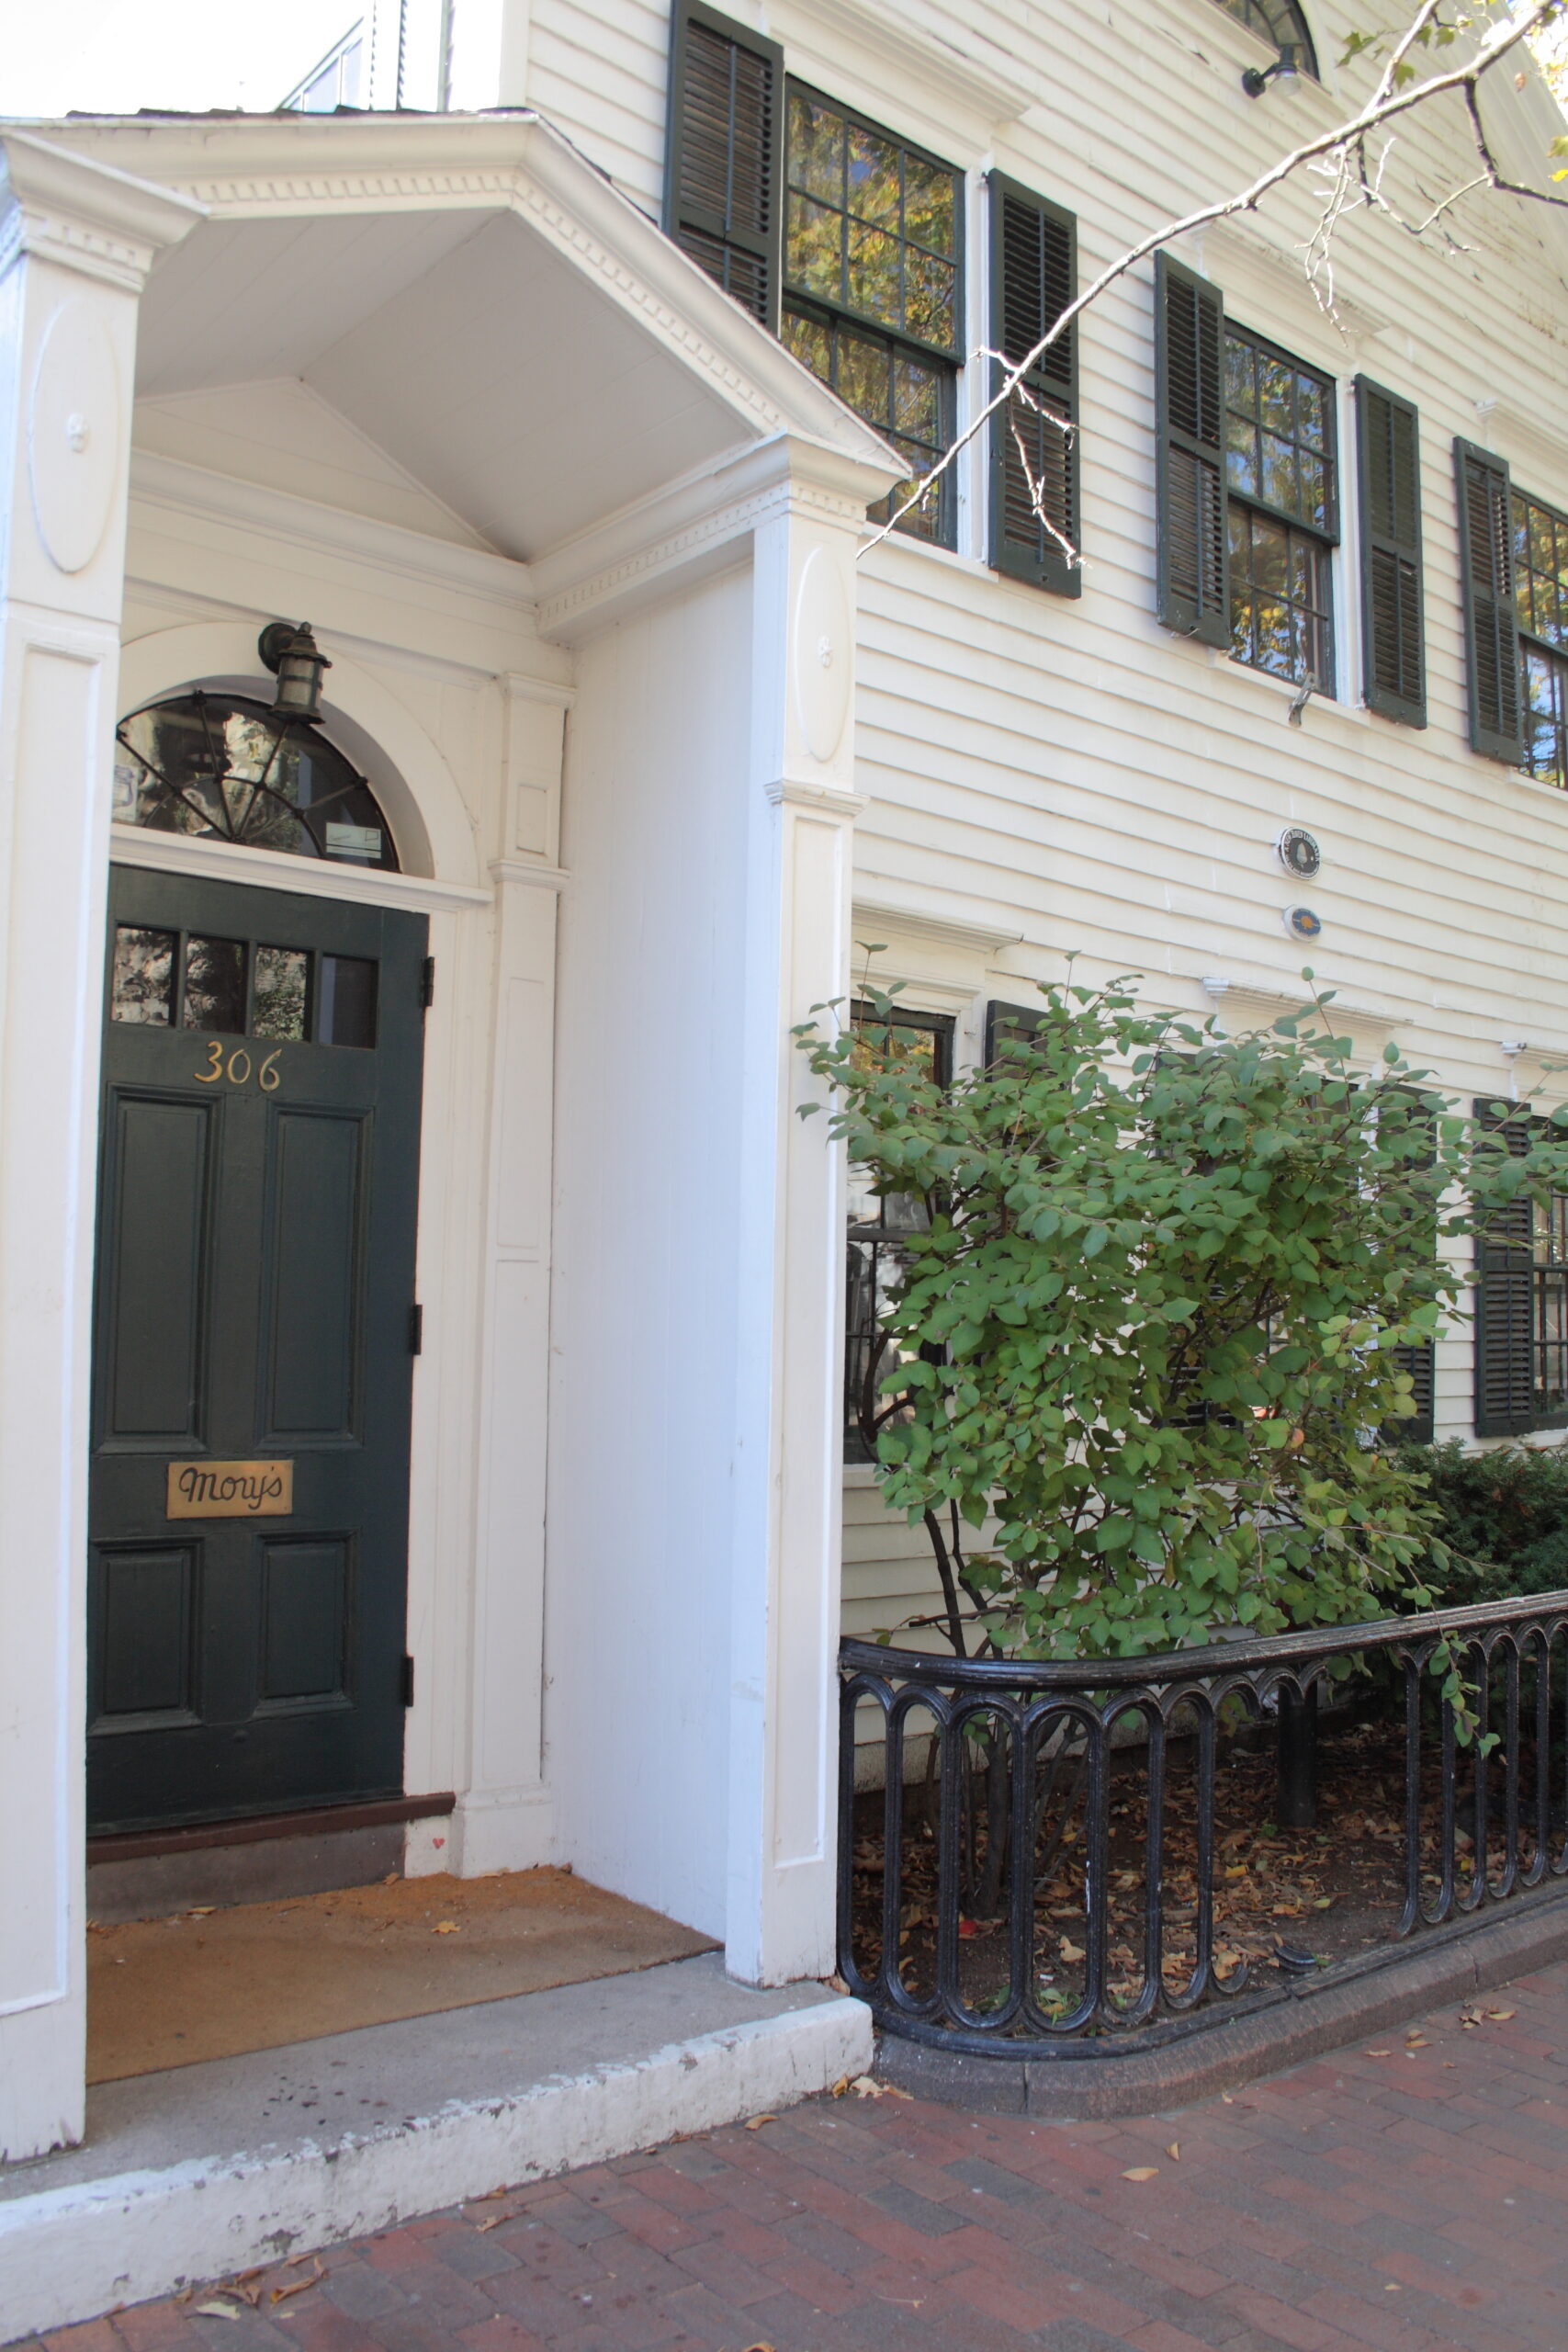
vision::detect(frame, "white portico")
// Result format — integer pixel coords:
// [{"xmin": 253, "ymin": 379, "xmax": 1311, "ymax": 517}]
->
[{"xmin": 0, "ymin": 107, "xmax": 898, "ymax": 2177}]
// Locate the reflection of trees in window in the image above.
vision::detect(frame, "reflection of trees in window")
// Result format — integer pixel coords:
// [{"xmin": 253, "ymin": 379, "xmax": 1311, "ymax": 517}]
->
[
  {"xmin": 844, "ymin": 1003, "xmax": 952, "ymax": 1460},
  {"xmin": 110, "ymin": 926, "xmax": 175, "ymax": 1025},
  {"xmin": 784, "ymin": 88, "xmax": 960, "ymax": 544},
  {"xmin": 254, "ymin": 948, "xmax": 310, "ymax": 1041},
  {"xmin": 1224, "ymin": 325, "xmax": 1337, "ymax": 688},
  {"xmin": 1513, "ymin": 488, "xmax": 1568, "ymax": 790},
  {"xmin": 117, "ymin": 694, "xmax": 399, "ymax": 871}
]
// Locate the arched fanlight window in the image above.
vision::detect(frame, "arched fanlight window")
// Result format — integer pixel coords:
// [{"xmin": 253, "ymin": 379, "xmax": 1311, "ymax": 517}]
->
[
  {"xmin": 1211, "ymin": 0, "xmax": 1319, "ymax": 75},
  {"xmin": 116, "ymin": 687, "xmax": 400, "ymax": 874}
]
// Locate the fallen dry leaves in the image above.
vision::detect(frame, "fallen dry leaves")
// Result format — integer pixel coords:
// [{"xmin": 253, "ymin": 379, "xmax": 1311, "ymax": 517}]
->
[
  {"xmin": 270, "ymin": 2261, "xmax": 324, "ymax": 2305},
  {"xmin": 1121, "ymin": 2166, "xmax": 1159, "ymax": 2181}
]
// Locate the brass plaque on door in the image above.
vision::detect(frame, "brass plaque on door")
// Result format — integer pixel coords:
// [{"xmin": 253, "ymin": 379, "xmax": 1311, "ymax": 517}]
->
[{"xmin": 166, "ymin": 1460, "xmax": 293, "ymax": 1519}]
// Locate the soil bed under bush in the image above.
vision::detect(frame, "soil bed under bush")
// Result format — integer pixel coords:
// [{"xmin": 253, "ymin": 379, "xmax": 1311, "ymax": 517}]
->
[{"xmin": 850, "ymin": 1702, "xmax": 1547, "ymax": 2027}]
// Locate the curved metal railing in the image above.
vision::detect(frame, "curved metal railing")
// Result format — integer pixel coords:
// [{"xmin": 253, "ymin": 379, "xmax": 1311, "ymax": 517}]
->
[{"xmin": 839, "ymin": 1590, "xmax": 1568, "ymax": 2057}]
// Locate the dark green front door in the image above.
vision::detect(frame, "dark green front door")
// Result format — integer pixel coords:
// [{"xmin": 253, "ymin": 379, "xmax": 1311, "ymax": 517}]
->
[{"xmin": 89, "ymin": 865, "xmax": 426, "ymax": 1833}]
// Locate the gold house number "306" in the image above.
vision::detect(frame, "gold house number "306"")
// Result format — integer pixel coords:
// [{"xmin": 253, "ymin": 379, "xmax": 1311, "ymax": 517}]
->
[{"xmin": 195, "ymin": 1041, "xmax": 282, "ymax": 1091}]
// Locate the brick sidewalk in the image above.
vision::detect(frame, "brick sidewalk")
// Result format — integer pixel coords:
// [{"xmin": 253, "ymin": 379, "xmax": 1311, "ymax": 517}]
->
[{"xmin": 27, "ymin": 1963, "xmax": 1568, "ymax": 2352}]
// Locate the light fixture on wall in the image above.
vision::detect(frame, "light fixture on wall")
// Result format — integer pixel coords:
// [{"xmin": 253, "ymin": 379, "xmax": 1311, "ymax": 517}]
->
[
  {"xmin": 257, "ymin": 620, "xmax": 332, "ymax": 722},
  {"xmin": 1242, "ymin": 41, "xmax": 1304, "ymax": 97}
]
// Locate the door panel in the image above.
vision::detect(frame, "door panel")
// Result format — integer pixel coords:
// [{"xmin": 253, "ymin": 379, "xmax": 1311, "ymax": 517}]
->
[
  {"xmin": 258, "ymin": 1537, "xmax": 352, "ymax": 1710},
  {"xmin": 90, "ymin": 1544, "xmax": 198, "ymax": 1727},
  {"xmin": 265, "ymin": 1111, "xmax": 365, "ymax": 1441},
  {"xmin": 89, "ymin": 865, "xmax": 425, "ymax": 1832},
  {"xmin": 102, "ymin": 1095, "xmax": 214, "ymax": 1442}
]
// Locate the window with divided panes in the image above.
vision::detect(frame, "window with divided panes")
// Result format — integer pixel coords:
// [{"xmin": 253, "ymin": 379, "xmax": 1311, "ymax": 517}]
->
[
  {"xmin": 664, "ymin": 6, "xmax": 963, "ymax": 544},
  {"xmin": 1474, "ymin": 1105, "xmax": 1568, "ymax": 1437},
  {"xmin": 1513, "ymin": 487, "xmax": 1568, "ymax": 791},
  {"xmin": 845, "ymin": 1004, "xmax": 952, "ymax": 1458},
  {"xmin": 1224, "ymin": 326, "xmax": 1337, "ymax": 687},
  {"xmin": 782, "ymin": 89, "xmax": 961, "ymax": 542}
]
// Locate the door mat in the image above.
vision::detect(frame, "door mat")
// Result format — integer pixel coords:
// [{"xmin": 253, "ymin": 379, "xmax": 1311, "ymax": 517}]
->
[{"xmin": 87, "ymin": 1866, "xmax": 718, "ymax": 2081}]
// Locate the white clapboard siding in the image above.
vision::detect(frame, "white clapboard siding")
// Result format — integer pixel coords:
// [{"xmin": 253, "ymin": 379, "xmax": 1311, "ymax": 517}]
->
[
  {"xmin": 505, "ymin": 0, "xmax": 1568, "ymax": 1643},
  {"xmin": 528, "ymin": 0, "xmax": 671, "ymax": 215}
]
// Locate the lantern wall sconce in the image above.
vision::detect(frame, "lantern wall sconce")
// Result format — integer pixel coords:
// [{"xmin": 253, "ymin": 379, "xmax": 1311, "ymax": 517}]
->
[
  {"xmin": 1242, "ymin": 40, "xmax": 1304, "ymax": 96},
  {"xmin": 258, "ymin": 620, "xmax": 332, "ymax": 723}
]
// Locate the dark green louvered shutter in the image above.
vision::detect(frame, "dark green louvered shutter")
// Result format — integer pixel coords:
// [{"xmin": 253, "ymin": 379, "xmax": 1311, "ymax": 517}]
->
[
  {"xmin": 985, "ymin": 1001, "xmax": 1047, "ymax": 1062},
  {"xmin": 988, "ymin": 177, "xmax": 1080, "ymax": 596},
  {"xmin": 1455, "ymin": 439, "xmax": 1525, "ymax": 765},
  {"xmin": 1154, "ymin": 252, "xmax": 1228, "ymax": 646},
  {"xmin": 663, "ymin": 3, "xmax": 783, "ymax": 330},
  {"xmin": 1354, "ymin": 379, "xmax": 1426, "ymax": 726},
  {"xmin": 1474, "ymin": 1102, "xmax": 1535, "ymax": 1438}
]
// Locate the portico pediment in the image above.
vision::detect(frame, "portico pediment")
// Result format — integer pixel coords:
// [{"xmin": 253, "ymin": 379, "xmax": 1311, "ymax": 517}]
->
[{"xmin": 33, "ymin": 110, "xmax": 901, "ymax": 571}]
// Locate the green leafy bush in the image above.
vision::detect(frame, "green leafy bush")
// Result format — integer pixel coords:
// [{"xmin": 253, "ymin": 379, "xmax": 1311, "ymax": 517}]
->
[
  {"xmin": 797, "ymin": 968, "xmax": 1568, "ymax": 1661},
  {"xmin": 1397, "ymin": 1440, "xmax": 1568, "ymax": 1607}
]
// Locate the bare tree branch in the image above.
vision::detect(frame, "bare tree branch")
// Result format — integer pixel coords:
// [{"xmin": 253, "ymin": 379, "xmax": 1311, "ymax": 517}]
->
[
  {"xmin": 862, "ymin": 0, "xmax": 1565, "ymax": 557},
  {"xmin": 1464, "ymin": 75, "xmax": 1568, "ymax": 209}
]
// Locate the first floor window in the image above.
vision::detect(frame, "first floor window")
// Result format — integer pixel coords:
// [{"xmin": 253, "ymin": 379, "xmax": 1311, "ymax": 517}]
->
[
  {"xmin": 1224, "ymin": 324, "xmax": 1337, "ymax": 687},
  {"xmin": 1513, "ymin": 487, "xmax": 1568, "ymax": 790},
  {"xmin": 1475, "ymin": 1106, "xmax": 1568, "ymax": 1436},
  {"xmin": 844, "ymin": 1004, "xmax": 952, "ymax": 1459}
]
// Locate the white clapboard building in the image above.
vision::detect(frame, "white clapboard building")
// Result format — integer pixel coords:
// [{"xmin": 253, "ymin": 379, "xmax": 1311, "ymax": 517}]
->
[{"xmin": 3, "ymin": 0, "xmax": 1567, "ymax": 2310}]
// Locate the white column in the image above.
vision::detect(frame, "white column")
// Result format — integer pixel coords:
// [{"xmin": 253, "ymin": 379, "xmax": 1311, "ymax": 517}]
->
[
  {"xmin": 0, "ymin": 134, "xmax": 199, "ymax": 2160},
  {"xmin": 727, "ymin": 466, "xmax": 869, "ymax": 1985}
]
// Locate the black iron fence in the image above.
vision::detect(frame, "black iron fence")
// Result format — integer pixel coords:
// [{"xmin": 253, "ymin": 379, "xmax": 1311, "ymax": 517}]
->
[{"xmin": 839, "ymin": 1589, "xmax": 1568, "ymax": 2058}]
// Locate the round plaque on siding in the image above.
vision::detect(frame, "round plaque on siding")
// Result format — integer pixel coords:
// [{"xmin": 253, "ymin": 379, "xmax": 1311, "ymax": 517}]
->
[
  {"xmin": 792, "ymin": 546, "xmax": 852, "ymax": 764},
  {"xmin": 1282, "ymin": 904, "xmax": 1323, "ymax": 942},
  {"xmin": 1276, "ymin": 826, "xmax": 1322, "ymax": 878},
  {"xmin": 28, "ymin": 300, "xmax": 121, "ymax": 576}
]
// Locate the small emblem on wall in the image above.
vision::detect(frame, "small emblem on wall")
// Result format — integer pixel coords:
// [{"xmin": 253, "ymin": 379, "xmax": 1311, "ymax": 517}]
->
[
  {"xmin": 1282, "ymin": 905, "xmax": 1322, "ymax": 942},
  {"xmin": 1277, "ymin": 827, "xmax": 1321, "ymax": 878}
]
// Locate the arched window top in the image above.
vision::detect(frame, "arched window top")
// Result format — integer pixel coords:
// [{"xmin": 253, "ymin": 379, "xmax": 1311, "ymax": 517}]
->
[
  {"xmin": 1211, "ymin": 0, "xmax": 1319, "ymax": 76},
  {"xmin": 116, "ymin": 692, "xmax": 400, "ymax": 874}
]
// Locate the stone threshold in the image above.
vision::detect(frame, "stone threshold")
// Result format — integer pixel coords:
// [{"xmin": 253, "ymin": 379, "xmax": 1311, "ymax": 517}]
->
[
  {"xmin": 874, "ymin": 1894, "xmax": 1568, "ymax": 2119},
  {"xmin": 0, "ymin": 1954, "xmax": 871, "ymax": 2343}
]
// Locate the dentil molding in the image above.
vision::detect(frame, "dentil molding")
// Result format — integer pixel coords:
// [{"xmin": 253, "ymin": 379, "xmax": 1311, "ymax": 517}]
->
[{"xmin": 0, "ymin": 130, "xmax": 204, "ymax": 292}]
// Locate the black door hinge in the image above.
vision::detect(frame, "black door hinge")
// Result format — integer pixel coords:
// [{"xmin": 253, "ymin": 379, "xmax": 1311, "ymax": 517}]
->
[
  {"xmin": 409, "ymin": 1303, "xmax": 423, "ymax": 1355},
  {"xmin": 400, "ymin": 1654, "xmax": 415, "ymax": 1707},
  {"xmin": 420, "ymin": 956, "xmax": 435, "ymax": 1009}
]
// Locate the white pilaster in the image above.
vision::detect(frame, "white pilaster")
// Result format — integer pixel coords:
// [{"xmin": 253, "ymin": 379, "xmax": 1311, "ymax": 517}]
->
[
  {"xmin": 727, "ymin": 466, "xmax": 873, "ymax": 1985},
  {"xmin": 437, "ymin": 675, "xmax": 570, "ymax": 1877},
  {"xmin": 0, "ymin": 133, "xmax": 200, "ymax": 2160}
]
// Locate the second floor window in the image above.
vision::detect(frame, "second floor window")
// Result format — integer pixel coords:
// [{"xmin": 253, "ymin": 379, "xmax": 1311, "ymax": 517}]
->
[
  {"xmin": 1224, "ymin": 326, "xmax": 1337, "ymax": 688},
  {"xmin": 1513, "ymin": 488, "xmax": 1568, "ymax": 791},
  {"xmin": 782, "ymin": 90, "xmax": 962, "ymax": 545}
]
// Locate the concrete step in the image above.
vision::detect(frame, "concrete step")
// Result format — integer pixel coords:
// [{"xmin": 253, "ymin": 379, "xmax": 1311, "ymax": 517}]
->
[{"xmin": 0, "ymin": 1954, "xmax": 871, "ymax": 2342}]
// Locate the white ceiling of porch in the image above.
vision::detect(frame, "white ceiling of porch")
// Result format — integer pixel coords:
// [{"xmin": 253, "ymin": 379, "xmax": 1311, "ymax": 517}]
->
[{"xmin": 132, "ymin": 205, "xmax": 752, "ymax": 563}]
